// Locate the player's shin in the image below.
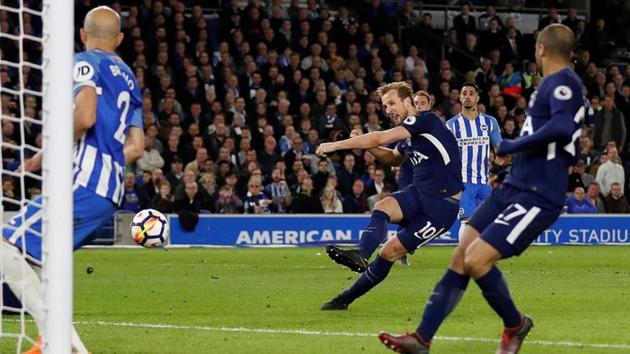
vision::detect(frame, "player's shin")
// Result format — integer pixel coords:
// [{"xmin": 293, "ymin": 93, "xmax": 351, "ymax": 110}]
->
[
  {"xmin": 338, "ymin": 255, "xmax": 394, "ymax": 304},
  {"xmin": 474, "ymin": 266, "xmax": 522, "ymax": 328},
  {"xmin": 358, "ymin": 210, "xmax": 390, "ymax": 259},
  {"xmin": 1, "ymin": 242, "xmax": 46, "ymax": 333},
  {"xmin": 417, "ymin": 269, "xmax": 470, "ymax": 342}
]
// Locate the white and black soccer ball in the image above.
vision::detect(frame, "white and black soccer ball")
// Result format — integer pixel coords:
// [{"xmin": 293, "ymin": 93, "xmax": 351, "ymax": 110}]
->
[{"xmin": 130, "ymin": 209, "xmax": 169, "ymax": 247}]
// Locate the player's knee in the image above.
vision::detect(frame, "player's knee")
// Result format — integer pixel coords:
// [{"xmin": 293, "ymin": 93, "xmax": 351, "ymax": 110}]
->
[
  {"xmin": 449, "ymin": 245, "xmax": 466, "ymax": 271},
  {"xmin": 463, "ymin": 246, "xmax": 485, "ymax": 275},
  {"xmin": 373, "ymin": 198, "xmax": 391, "ymax": 213},
  {"xmin": 378, "ymin": 238, "xmax": 407, "ymax": 261}
]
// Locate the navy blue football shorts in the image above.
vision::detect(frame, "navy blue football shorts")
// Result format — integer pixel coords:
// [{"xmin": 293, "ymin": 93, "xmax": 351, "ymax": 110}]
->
[
  {"xmin": 391, "ymin": 185, "xmax": 459, "ymax": 252},
  {"xmin": 467, "ymin": 184, "xmax": 562, "ymax": 258}
]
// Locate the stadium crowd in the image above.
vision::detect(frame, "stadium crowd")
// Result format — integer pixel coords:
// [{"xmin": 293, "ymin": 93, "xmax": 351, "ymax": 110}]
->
[{"xmin": 1, "ymin": 0, "xmax": 629, "ymax": 216}]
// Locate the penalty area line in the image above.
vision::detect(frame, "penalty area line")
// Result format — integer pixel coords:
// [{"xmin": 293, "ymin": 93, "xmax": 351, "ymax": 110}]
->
[{"xmin": 73, "ymin": 320, "xmax": 630, "ymax": 350}]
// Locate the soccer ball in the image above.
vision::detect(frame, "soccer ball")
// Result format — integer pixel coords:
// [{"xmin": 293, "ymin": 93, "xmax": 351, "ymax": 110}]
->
[{"xmin": 131, "ymin": 209, "xmax": 169, "ymax": 247}]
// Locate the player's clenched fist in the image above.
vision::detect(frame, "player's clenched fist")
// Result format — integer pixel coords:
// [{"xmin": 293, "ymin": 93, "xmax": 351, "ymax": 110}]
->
[{"xmin": 316, "ymin": 142, "xmax": 337, "ymax": 156}]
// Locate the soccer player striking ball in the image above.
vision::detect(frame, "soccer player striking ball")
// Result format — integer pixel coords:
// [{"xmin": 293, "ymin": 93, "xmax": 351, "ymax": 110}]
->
[
  {"xmin": 1, "ymin": 6, "xmax": 144, "ymax": 353},
  {"xmin": 316, "ymin": 83, "xmax": 462, "ymax": 310},
  {"xmin": 325, "ymin": 91, "xmax": 432, "ymax": 272},
  {"xmin": 446, "ymin": 83, "xmax": 502, "ymax": 236},
  {"xmin": 379, "ymin": 24, "xmax": 586, "ymax": 354}
]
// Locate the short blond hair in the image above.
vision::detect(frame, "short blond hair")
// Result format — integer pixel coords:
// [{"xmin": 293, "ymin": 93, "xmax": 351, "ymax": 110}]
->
[
  {"xmin": 377, "ymin": 82, "xmax": 414, "ymax": 102},
  {"xmin": 414, "ymin": 90, "xmax": 432, "ymax": 106}
]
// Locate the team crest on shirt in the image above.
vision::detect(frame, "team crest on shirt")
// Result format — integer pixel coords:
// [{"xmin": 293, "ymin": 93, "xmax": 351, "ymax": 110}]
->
[
  {"xmin": 480, "ymin": 124, "xmax": 488, "ymax": 131},
  {"xmin": 73, "ymin": 61, "xmax": 94, "ymax": 82},
  {"xmin": 553, "ymin": 85, "xmax": 573, "ymax": 100},
  {"xmin": 403, "ymin": 116, "xmax": 416, "ymax": 125}
]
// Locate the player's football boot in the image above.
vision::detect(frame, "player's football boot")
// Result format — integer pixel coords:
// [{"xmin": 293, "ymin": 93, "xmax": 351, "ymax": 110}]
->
[
  {"xmin": 496, "ymin": 315, "xmax": 534, "ymax": 354},
  {"xmin": 320, "ymin": 294, "xmax": 349, "ymax": 310},
  {"xmin": 325, "ymin": 245, "xmax": 368, "ymax": 273},
  {"xmin": 22, "ymin": 337, "xmax": 43, "ymax": 354},
  {"xmin": 378, "ymin": 331, "xmax": 430, "ymax": 354}
]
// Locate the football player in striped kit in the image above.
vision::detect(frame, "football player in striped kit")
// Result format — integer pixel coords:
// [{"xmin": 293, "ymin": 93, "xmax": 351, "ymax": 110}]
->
[
  {"xmin": 445, "ymin": 82, "xmax": 502, "ymax": 238},
  {"xmin": 2, "ymin": 6, "xmax": 144, "ymax": 353}
]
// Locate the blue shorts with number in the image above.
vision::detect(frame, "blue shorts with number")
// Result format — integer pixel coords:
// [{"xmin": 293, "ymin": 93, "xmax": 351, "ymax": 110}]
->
[
  {"xmin": 468, "ymin": 184, "xmax": 562, "ymax": 258},
  {"xmin": 2, "ymin": 186, "xmax": 117, "ymax": 264},
  {"xmin": 391, "ymin": 185, "xmax": 459, "ymax": 252},
  {"xmin": 459, "ymin": 182, "xmax": 492, "ymax": 219}
]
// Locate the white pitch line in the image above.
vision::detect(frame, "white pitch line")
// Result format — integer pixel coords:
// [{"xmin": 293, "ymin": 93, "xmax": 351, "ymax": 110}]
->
[{"xmin": 73, "ymin": 320, "xmax": 630, "ymax": 350}]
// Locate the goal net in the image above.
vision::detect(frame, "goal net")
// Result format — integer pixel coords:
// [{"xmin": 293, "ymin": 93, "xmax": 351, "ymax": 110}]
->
[{"xmin": 0, "ymin": 0, "xmax": 73, "ymax": 353}]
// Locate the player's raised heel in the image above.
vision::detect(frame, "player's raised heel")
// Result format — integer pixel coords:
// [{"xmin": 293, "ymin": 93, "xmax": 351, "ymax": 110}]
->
[
  {"xmin": 496, "ymin": 315, "xmax": 534, "ymax": 354},
  {"xmin": 325, "ymin": 245, "xmax": 368, "ymax": 273},
  {"xmin": 378, "ymin": 331, "xmax": 430, "ymax": 354},
  {"xmin": 320, "ymin": 294, "xmax": 349, "ymax": 310}
]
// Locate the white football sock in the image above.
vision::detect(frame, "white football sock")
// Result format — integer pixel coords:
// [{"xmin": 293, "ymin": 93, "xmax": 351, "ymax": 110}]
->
[{"xmin": 1, "ymin": 241, "xmax": 46, "ymax": 334}]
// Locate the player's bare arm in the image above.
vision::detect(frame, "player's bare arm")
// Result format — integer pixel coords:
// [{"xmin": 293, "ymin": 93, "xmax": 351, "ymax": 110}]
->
[
  {"xmin": 74, "ymin": 86, "xmax": 98, "ymax": 140},
  {"xmin": 124, "ymin": 126, "xmax": 145, "ymax": 164},
  {"xmin": 19, "ymin": 86, "xmax": 98, "ymax": 173},
  {"xmin": 350, "ymin": 128, "xmax": 406, "ymax": 166},
  {"xmin": 316, "ymin": 126, "xmax": 410, "ymax": 156}
]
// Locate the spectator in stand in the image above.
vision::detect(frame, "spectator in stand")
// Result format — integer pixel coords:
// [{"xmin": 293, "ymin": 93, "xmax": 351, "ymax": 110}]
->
[
  {"xmin": 368, "ymin": 184, "xmax": 393, "ymax": 212},
  {"xmin": 243, "ymin": 175, "xmax": 271, "ymax": 214},
  {"xmin": 453, "ymin": 3, "xmax": 476, "ymax": 43},
  {"xmin": 151, "ymin": 179, "xmax": 174, "ymax": 214},
  {"xmin": 586, "ymin": 182, "xmax": 606, "ymax": 213},
  {"xmin": 142, "ymin": 168, "xmax": 163, "ymax": 201},
  {"xmin": 136, "ymin": 136, "xmax": 165, "ymax": 175},
  {"xmin": 292, "ymin": 176, "xmax": 324, "ymax": 213},
  {"xmin": 321, "ymin": 185, "xmax": 343, "ymax": 213},
  {"xmin": 596, "ymin": 147, "xmax": 625, "ymax": 195},
  {"xmin": 538, "ymin": 7, "xmax": 560, "ymax": 30},
  {"xmin": 174, "ymin": 181, "xmax": 209, "ymax": 214},
  {"xmin": 478, "ymin": 5, "xmax": 503, "ymax": 32},
  {"xmin": 264, "ymin": 167, "xmax": 292, "ymax": 213},
  {"xmin": 365, "ymin": 166, "xmax": 391, "ymax": 198},
  {"xmin": 1, "ymin": 178, "xmax": 19, "ymax": 212},
  {"xmin": 165, "ymin": 157, "xmax": 185, "ymax": 189},
  {"xmin": 215, "ymin": 184, "xmax": 244, "ymax": 214},
  {"xmin": 565, "ymin": 186, "xmax": 598, "ymax": 214},
  {"xmin": 604, "ymin": 182, "xmax": 630, "ymax": 213},
  {"xmin": 578, "ymin": 136, "xmax": 599, "ymax": 172},
  {"xmin": 336, "ymin": 153, "xmax": 359, "ymax": 196},
  {"xmin": 342, "ymin": 179, "xmax": 368, "ymax": 214},
  {"xmin": 185, "ymin": 147, "xmax": 210, "ymax": 176},
  {"xmin": 593, "ymin": 96, "xmax": 627, "ymax": 150},
  {"xmin": 498, "ymin": 62, "xmax": 522, "ymax": 98},
  {"xmin": 259, "ymin": 136, "xmax": 280, "ymax": 177},
  {"xmin": 121, "ymin": 172, "xmax": 147, "ymax": 213},
  {"xmin": 568, "ymin": 160, "xmax": 595, "ymax": 193}
]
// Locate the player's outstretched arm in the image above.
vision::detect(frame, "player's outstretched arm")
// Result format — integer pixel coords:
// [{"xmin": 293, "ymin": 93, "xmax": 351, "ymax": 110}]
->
[
  {"xmin": 349, "ymin": 129, "xmax": 406, "ymax": 166},
  {"xmin": 73, "ymin": 86, "xmax": 97, "ymax": 140},
  {"xmin": 317, "ymin": 126, "xmax": 410, "ymax": 156},
  {"xmin": 496, "ymin": 113, "xmax": 575, "ymax": 155},
  {"xmin": 124, "ymin": 126, "xmax": 145, "ymax": 164}
]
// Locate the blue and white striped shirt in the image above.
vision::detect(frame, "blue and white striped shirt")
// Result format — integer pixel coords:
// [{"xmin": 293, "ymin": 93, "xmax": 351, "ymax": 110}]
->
[
  {"xmin": 72, "ymin": 49, "xmax": 143, "ymax": 205},
  {"xmin": 446, "ymin": 113, "xmax": 502, "ymax": 185}
]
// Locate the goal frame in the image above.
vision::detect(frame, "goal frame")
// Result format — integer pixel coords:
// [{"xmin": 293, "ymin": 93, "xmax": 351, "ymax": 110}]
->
[{"xmin": 41, "ymin": 0, "xmax": 74, "ymax": 352}]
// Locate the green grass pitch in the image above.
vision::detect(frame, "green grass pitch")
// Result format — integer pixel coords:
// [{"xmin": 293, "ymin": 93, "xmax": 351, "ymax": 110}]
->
[{"xmin": 2, "ymin": 246, "xmax": 630, "ymax": 353}]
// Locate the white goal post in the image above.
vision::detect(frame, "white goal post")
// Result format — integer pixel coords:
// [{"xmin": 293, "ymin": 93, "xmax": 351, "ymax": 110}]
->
[
  {"xmin": 0, "ymin": 0, "xmax": 74, "ymax": 353},
  {"xmin": 41, "ymin": 0, "xmax": 74, "ymax": 353}
]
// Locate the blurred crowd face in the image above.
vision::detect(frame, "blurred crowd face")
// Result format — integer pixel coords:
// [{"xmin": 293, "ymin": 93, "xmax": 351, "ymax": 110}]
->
[{"xmin": 414, "ymin": 95, "xmax": 431, "ymax": 112}]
